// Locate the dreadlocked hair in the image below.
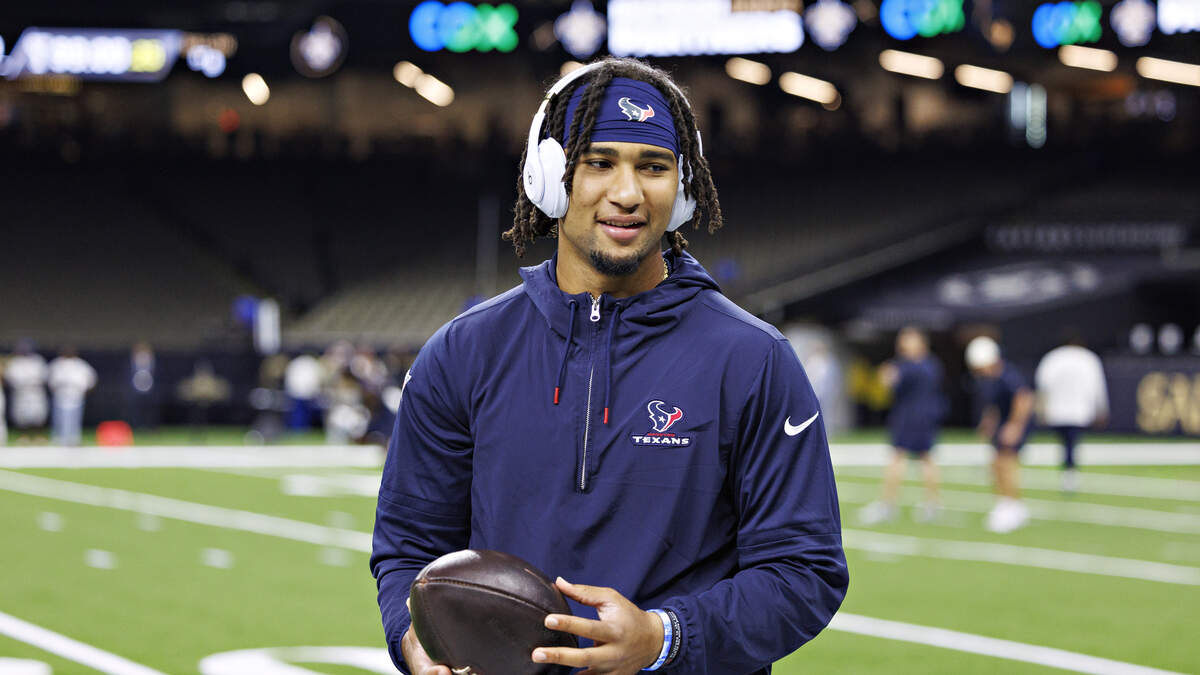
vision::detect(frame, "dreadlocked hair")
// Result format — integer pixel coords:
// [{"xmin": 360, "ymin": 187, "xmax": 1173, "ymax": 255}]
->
[{"xmin": 505, "ymin": 58, "xmax": 723, "ymax": 258}]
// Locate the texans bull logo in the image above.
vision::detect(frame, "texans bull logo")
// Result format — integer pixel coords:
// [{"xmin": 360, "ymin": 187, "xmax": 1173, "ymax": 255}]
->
[
  {"xmin": 618, "ymin": 96, "xmax": 655, "ymax": 122},
  {"xmin": 647, "ymin": 400, "xmax": 683, "ymax": 433}
]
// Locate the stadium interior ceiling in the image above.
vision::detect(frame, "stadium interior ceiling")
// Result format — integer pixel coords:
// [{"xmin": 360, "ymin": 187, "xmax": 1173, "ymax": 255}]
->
[{"xmin": 1, "ymin": 2, "xmax": 1197, "ymax": 408}]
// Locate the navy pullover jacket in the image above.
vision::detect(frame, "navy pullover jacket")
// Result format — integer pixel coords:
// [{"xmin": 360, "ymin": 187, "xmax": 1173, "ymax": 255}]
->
[{"xmin": 371, "ymin": 251, "xmax": 848, "ymax": 674}]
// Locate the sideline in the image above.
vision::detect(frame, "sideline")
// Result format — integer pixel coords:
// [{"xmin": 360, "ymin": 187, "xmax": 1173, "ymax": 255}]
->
[
  {"xmin": 830, "ymin": 443, "xmax": 1200, "ymax": 467},
  {"xmin": 829, "ymin": 613, "xmax": 1190, "ymax": 675},
  {"xmin": 836, "ymin": 482, "xmax": 1200, "ymax": 534},
  {"xmin": 843, "ymin": 529, "xmax": 1200, "ymax": 585},
  {"xmin": 3, "ymin": 442, "xmax": 1197, "ymax": 469},
  {"xmin": 0, "ymin": 610, "xmax": 168, "ymax": 675},
  {"xmin": 3, "ymin": 469, "xmax": 1195, "ymax": 586},
  {"xmin": 0, "ymin": 446, "xmax": 383, "ymax": 469},
  {"xmin": 835, "ymin": 465, "xmax": 1200, "ymax": 502}
]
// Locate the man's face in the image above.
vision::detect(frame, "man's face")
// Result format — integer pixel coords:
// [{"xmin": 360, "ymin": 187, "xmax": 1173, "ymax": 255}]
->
[{"xmin": 558, "ymin": 141, "xmax": 678, "ymax": 277}]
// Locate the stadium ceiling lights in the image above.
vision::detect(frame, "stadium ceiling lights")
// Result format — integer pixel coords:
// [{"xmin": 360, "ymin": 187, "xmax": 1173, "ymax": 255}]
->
[
  {"xmin": 555, "ymin": 0, "xmax": 606, "ymax": 59},
  {"xmin": 242, "ymin": 73, "xmax": 269, "ymax": 105},
  {"xmin": 1136, "ymin": 56, "xmax": 1200, "ymax": 87},
  {"xmin": 955, "ymin": 64, "xmax": 1014, "ymax": 93},
  {"xmin": 805, "ymin": 0, "xmax": 857, "ymax": 51},
  {"xmin": 1058, "ymin": 45, "xmax": 1117, "ymax": 72},
  {"xmin": 878, "ymin": 49, "xmax": 944, "ymax": 79},
  {"xmin": 393, "ymin": 61, "xmax": 456, "ymax": 106},
  {"xmin": 291, "ymin": 16, "xmax": 347, "ymax": 78},
  {"xmin": 1110, "ymin": 0, "xmax": 1156, "ymax": 46},
  {"xmin": 725, "ymin": 57, "xmax": 771, "ymax": 85},
  {"xmin": 779, "ymin": 71, "xmax": 841, "ymax": 110}
]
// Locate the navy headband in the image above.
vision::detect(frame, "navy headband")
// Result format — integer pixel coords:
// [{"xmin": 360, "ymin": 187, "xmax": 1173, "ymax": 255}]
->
[{"xmin": 560, "ymin": 77, "xmax": 680, "ymax": 157}]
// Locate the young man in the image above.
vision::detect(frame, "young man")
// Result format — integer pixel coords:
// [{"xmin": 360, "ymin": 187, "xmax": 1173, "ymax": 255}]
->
[
  {"xmin": 371, "ymin": 59, "xmax": 847, "ymax": 675},
  {"xmin": 1035, "ymin": 338, "xmax": 1108, "ymax": 492},
  {"xmin": 966, "ymin": 335, "xmax": 1034, "ymax": 533},
  {"xmin": 859, "ymin": 326, "xmax": 945, "ymax": 524}
]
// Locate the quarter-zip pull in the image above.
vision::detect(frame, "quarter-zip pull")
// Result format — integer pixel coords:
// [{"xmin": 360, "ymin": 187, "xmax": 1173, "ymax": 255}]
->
[{"xmin": 590, "ymin": 295, "xmax": 601, "ymax": 322}]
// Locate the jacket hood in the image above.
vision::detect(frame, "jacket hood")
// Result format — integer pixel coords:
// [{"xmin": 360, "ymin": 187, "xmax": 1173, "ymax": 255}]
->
[{"xmin": 519, "ymin": 249, "xmax": 721, "ymax": 341}]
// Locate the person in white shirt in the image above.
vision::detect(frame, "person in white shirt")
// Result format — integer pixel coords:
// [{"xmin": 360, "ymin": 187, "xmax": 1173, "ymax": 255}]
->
[
  {"xmin": 48, "ymin": 347, "xmax": 98, "ymax": 447},
  {"xmin": 1035, "ymin": 338, "xmax": 1109, "ymax": 492},
  {"xmin": 5, "ymin": 340, "xmax": 49, "ymax": 438}
]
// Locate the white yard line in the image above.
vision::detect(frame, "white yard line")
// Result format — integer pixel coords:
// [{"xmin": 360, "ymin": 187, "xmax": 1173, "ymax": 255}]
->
[
  {"xmin": 3, "ymin": 468, "xmax": 1197, "ymax": 587},
  {"xmin": 835, "ymin": 465, "xmax": 1200, "ymax": 502},
  {"xmin": 0, "ymin": 446, "xmax": 383, "ymax": 469},
  {"xmin": 831, "ymin": 443, "xmax": 1200, "ymax": 467},
  {"xmin": 836, "ymin": 482, "xmax": 1200, "ymax": 534},
  {"xmin": 843, "ymin": 529, "xmax": 1200, "ymax": 585},
  {"xmin": 0, "ymin": 469, "xmax": 371, "ymax": 552},
  {"xmin": 829, "ymin": 613, "xmax": 1190, "ymax": 675},
  {"xmin": 0, "ymin": 610, "xmax": 168, "ymax": 675}
]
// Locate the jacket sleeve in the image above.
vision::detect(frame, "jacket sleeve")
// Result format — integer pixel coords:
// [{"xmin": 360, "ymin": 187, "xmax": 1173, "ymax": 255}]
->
[
  {"xmin": 660, "ymin": 337, "xmax": 848, "ymax": 674},
  {"xmin": 370, "ymin": 327, "xmax": 474, "ymax": 673}
]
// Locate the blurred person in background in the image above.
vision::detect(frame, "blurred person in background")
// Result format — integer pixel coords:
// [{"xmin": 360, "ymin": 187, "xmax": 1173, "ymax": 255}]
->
[
  {"xmin": 324, "ymin": 367, "xmax": 368, "ymax": 444},
  {"xmin": 1035, "ymin": 336, "xmax": 1109, "ymax": 493},
  {"xmin": 126, "ymin": 341, "xmax": 158, "ymax": 429},
  {"xmin": 47, "ymin": 346, "xmax": 97, "ymax": 446},
  {"xmin": 284, "ymin": 351, "xmax": 324, "ymax": 430},
  {"xmin": 860, "ymin": 326, "xmax": 946, "ymax": 524},
  {"xmin": 177, "ymin": 361, "xmax": 231, "ymax": 435},
  {"xmin": 0, "ymin": 355, "xmax": 7, "ymax": 445},
  {"xmin": 966, "ymin": 335, "xmax": 1035, "ymax": 533},
  {"xmin": 4, "ymin": 339, "xmax": 49, "ymax": 441}
]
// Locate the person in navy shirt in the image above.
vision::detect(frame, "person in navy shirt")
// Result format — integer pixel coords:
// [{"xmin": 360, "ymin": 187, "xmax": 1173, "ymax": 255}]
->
[
  {"xmin": 371, "ymin": 58, "xmax": 847, "ymax": 675},
  {"xmin": 860, "ymin": 326, "xmax": 945, "ymax": 524},
  {"xmin": 965, "ymin": 335, "xmax": 1035, "ymax": 533}
]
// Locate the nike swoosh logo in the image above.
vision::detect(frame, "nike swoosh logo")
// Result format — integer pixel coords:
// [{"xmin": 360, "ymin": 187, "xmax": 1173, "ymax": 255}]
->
[{"xmin": 784, "ymin": 412, "xmax": 820, "ymax": 437}]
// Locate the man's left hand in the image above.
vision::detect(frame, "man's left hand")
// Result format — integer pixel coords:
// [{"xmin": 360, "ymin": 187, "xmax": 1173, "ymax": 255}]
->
[{"xmin": 532, "ymin": 577, "xmax": 664, "ymax": 675}]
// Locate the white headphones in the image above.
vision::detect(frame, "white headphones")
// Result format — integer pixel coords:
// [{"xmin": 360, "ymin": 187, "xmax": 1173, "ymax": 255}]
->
[{"xmin": 522, "ymin": 63, "xmax": 700, "ymax": 232}]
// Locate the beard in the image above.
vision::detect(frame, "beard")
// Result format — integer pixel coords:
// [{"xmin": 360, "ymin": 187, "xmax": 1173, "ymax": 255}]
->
[{"xmin": 589, "ymin": 248, "xmax": 643, "ymax": 277}]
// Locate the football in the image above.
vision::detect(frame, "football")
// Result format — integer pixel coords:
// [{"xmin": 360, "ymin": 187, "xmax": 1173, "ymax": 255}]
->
[{"xmin": 409, "ymin": 549, "xmax": 577, "ymax": 675}]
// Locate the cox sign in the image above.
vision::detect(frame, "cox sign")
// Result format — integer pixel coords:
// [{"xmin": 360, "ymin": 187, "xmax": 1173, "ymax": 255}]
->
[
  {"xmin": 409, "ymin": 1, "xmax": 519, "ymax": 53},
  {"xmin": 880, "ymin": 0, "xmax": 965, "ymax": 40},
  {"xmin": 1033, "ymin": 1, "xmax": 1103, "ymax": 48}
]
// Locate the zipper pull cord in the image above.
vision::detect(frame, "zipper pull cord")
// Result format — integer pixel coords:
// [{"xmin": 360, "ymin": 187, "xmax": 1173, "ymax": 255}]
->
[
  {"xmin": 603, "ymin": 303, "xmax": 622, "ymax": 424},
  {"xmin": 555, "ymin": 300, "xmax": 578, "ymax": 405}
]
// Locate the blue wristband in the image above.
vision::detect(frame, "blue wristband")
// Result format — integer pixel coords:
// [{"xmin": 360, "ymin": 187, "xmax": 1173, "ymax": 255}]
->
[{"xmin": 643, "ymin": 609, "xmax": 672, "ymax": 671}]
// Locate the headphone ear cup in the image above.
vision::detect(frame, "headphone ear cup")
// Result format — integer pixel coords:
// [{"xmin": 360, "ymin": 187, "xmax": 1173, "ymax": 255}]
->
[
  {"xmin": 666, "ymin": 173, "xmax": 696, "ymax": 233},
  {"xmin": 535, "ymin": 138, "xmax": 570, "ymax": 218}
]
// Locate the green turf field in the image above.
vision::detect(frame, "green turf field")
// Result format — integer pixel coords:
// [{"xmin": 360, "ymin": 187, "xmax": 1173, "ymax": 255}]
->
[{"xmin": 1, "ymin": 432, "xmax": 1197, "ymax": 674}]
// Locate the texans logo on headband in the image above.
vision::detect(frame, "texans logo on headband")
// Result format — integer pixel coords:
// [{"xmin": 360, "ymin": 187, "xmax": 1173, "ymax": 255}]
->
[{"xmin": 618, "ymin": 97, "xmax": 655, "ymax": 122}]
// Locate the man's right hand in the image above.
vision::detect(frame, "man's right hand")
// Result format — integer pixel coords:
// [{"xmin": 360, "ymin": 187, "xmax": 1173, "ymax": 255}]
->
[{"xmin": 401, "ymin": 626, "xmax": 451, "ymax": 675}]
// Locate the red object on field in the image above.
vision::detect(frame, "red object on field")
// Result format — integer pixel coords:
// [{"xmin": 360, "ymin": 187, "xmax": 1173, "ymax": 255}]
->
[{"xmin": 97, "ymin": 421, "xmax": 134, "ymax": 447}]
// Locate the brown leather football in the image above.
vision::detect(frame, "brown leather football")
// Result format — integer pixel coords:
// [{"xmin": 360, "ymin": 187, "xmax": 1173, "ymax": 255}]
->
[{"xmin": 409, "ymin": 549, "xmax": 577, "ymax": 675}]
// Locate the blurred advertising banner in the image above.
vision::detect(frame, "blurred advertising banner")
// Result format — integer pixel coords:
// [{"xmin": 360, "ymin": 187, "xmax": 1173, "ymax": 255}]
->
[
  {"xmin": 1, "ymin": 28, "xmax": 182, "ymax": 82},
  {"xmin": 1107, "ymin": 356, "xmax": 1200, "ymax": 436}
]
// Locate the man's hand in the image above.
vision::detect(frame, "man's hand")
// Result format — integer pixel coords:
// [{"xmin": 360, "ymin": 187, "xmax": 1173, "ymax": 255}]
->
[
  {"xmin": 532, "ymin": 577, "xmax": 664, "ymax": 675},
  {"xmin": 401, "ymin": 626, "xmax": 451, "ymax": 675}
]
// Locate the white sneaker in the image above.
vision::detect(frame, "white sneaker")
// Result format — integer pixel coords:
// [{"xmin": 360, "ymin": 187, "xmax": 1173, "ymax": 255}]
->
[
  {"xmin": 986, "ymin": 498, "xmax": 1029, "ymax": 533},
  {"xmin": 858, "ymin": 501, "xmax": 897, "ymax": 525},
  {"xmin": 913, "ymin": 502, "xmax": 942, "ymax": 523},
  {"xmin": 1062, "ymin": 469, "xmax": 1080, "ymax": 493}
]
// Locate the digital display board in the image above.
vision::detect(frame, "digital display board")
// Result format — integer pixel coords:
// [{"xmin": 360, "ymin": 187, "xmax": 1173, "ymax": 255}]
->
[{"xmin": 1, "ymin": 28, "xmax": 182, "ymax": 82}]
